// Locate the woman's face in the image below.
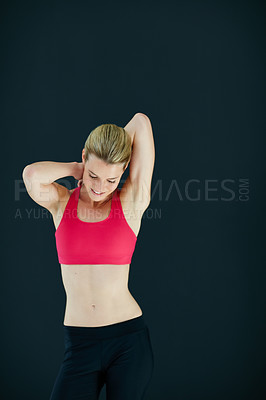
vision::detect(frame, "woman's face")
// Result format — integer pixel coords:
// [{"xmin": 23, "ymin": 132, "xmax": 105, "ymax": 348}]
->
[{"xmin": 81, "ymin": 152, "xmax": 125, "ymax": 200}]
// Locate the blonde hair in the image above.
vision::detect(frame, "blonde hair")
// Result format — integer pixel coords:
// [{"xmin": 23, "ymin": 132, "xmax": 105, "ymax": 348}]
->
[{"xmin": 84, "ymin": 123, "xmax": 132, "ymax": 169}]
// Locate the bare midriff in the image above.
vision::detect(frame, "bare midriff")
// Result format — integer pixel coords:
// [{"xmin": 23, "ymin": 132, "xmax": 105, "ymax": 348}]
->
[{"xmin": 61, "ymin": 263, "xmax": 143, "ymax": 327}]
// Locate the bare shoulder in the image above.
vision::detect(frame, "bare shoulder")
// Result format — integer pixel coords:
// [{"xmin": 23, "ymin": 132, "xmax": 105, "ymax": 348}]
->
[
  {"xmin": 117, "ymin": 180, "xmax": 140, "ymax": 237},
  {"xmin": 49, "ymin": 183, "xmax": 75, "ymax": 215},
  {"xmin": 55, "ymin": 182, "xmax": 75, "ymax": 199},
  {"xmin": 50, "ymin": 184, "xmax": 76, "ymax": 231},
  {"xmin": 119, "ymin": 177, "xmax": 149, "ymax": 219}
]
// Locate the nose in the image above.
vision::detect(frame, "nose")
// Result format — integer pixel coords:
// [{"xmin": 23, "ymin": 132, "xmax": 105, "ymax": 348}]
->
[{"xmin": 93, "ymin": 185, "xmax": 105, "ymax": 193}]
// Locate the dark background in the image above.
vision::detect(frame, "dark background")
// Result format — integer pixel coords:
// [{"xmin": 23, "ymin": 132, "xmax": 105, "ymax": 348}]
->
[{"xmin": 1, "ymin": 0, "xmax": 266, "ymax": 399}]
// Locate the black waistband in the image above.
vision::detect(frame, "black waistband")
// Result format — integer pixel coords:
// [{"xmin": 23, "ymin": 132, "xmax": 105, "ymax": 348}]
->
[{"xmin": 63, "ymin": 315, "xmax": 147, "ymax": 340}]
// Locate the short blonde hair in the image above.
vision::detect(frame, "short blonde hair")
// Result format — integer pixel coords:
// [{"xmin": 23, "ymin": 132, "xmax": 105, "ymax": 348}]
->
[{"xmin": 84, "ymin": 123, "xmax": 132, "ymax": 169}]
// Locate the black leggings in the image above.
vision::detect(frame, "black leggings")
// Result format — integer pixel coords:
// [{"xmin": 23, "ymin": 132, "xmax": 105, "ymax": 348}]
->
[{"xmin": 49, "ymin": 315, "xmax": 154, "ymax": 400}]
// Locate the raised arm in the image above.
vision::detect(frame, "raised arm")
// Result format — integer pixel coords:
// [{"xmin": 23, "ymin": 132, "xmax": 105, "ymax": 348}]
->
[
  {"xmin": 22, "ymin": 161, "xmax": 83, "ymax": 213},
  {"xmin": 123, "ymin": 113, "xmax": 155, "ymax": 211}
]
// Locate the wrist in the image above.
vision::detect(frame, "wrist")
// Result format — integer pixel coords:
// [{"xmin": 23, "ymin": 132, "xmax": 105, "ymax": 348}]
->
[{"xmin": 71, "ymin": 162, "xmax": 79, "ymax": 178}]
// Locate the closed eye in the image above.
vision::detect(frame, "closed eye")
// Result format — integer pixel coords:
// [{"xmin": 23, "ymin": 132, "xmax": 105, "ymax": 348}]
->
[{"xmin": 89, "ymin": 174, "xmax": 115, "ymax": 184}]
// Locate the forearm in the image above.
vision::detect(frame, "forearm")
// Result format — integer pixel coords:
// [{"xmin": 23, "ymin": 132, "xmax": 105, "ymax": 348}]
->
[{"xmin": 23, "ymin": 161, "xmax": 78, "ymax": 184}]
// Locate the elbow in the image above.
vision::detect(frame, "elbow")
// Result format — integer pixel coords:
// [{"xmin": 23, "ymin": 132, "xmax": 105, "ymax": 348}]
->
[
  {"xmin": 135, "ymin": 113, "xmax": 152, "ymax": 130},
  {"xmin": 135, "ymin": 112, "xmax": 149, "ymax": 121},
  {"xmin": 22, "ymin": 164, "xmax": 35, "ymax": 179}
]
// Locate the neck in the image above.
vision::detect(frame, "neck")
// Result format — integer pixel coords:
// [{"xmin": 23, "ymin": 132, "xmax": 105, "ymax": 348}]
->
[{"xmin": 80, "ymin": 184, "xmax": 114, "ymax": 208}]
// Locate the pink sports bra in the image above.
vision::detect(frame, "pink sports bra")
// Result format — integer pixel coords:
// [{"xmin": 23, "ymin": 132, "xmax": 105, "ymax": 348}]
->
[{"xmin": 55, "ymin": 185, "xmax": 137, "ymax": 265}]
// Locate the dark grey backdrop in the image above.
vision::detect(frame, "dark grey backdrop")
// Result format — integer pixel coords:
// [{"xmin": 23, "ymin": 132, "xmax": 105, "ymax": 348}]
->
[{"xmin": 2, "ymin": 0, "xmax": 266, "ymax": 399}]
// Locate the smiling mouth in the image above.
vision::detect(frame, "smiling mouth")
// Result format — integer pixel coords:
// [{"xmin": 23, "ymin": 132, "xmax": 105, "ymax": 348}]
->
[{"xmin": 91, "ymin": 188, "xmax": 105, "ymax": 195}]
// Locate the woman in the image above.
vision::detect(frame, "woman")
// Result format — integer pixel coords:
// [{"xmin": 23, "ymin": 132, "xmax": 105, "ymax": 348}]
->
[{"xmin": 22, "ymin": 112, "xmax": 155, "ymax": 400}]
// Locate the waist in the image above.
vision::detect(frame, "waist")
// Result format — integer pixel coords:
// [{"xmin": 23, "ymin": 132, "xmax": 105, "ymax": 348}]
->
[
  {"xmin": 63, "ymin": 291, "xmax": 143, "ymax": 327},
  {"xmin": 65, "ymin": 288, "xmax": 133, "ymax": 304}
]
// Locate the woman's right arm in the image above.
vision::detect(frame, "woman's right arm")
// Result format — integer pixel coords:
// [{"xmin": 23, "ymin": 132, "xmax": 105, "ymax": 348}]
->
[{"xmin": 22, "ymin": 161, "xmax": 83, "ymax": 213}]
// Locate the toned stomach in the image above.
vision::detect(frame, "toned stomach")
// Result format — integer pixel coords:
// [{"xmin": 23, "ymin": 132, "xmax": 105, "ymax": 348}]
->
[{"xmin": 61, "ymin": 263, "xmax": 143, "ymax": 327}]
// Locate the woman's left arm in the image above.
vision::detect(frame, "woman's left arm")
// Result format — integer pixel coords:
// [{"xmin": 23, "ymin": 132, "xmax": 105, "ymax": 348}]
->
[{"xmin": 123, "ymin": 113, "xmax": 155, "ymax": 209}]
